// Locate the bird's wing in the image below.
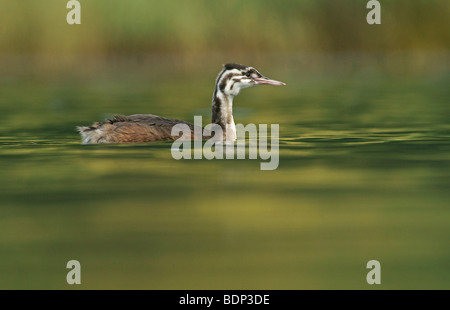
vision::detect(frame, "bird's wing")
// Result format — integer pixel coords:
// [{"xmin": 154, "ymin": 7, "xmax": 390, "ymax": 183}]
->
[{"xmin": 78, "ymin": 114, "xmax": 208, "ymax": 144}]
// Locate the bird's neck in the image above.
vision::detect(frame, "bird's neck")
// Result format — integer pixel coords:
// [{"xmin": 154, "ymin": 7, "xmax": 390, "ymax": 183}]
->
[{"xmin": 211, "ymin": 89, "xmax": 236, "ymax": 141}]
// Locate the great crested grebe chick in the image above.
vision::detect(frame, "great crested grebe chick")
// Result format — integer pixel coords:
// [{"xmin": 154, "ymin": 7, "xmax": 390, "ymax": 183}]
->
[{"xmin": 77, "ymin": 63, "xmax": 285, "ymax": 144}]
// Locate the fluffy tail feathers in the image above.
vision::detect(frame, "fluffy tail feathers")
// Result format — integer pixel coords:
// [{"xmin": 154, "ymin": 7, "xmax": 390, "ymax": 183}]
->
[{"xmin": 77, "ymin": 125, "xmax": 99, "ymax": 144}]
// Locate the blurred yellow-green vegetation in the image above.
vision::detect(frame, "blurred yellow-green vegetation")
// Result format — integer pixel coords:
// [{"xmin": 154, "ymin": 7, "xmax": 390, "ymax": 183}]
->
[{"xmin": 0, "ymin": 0, "xmax": 449, "ymax": 71}]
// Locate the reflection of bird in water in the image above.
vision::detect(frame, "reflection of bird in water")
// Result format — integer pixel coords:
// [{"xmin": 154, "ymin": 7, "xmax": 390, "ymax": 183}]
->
[{"xmin": 77, "ymin": 63, "xmax": 285, "ymax": 144}]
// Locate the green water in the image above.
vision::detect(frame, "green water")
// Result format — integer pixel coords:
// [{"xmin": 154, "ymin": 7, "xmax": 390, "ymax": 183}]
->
[{"xmin": 0, "ymin": 67, "xmax": 449, "ymax": 289}]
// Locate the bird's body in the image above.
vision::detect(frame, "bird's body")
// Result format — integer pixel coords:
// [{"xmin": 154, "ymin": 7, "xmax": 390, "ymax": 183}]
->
[
  {"xmin": 77, "ymin": 114, "xmax": 206, "ymax": 144},
  {"xmin": 77, "ymin": 63, "xmax": 284, "ymax": 144}
]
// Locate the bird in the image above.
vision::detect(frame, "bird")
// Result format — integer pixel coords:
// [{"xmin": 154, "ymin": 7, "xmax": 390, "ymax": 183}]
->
[{"xmin": 77, "ymin": 63, "xmax": 285, "ymax": 144}]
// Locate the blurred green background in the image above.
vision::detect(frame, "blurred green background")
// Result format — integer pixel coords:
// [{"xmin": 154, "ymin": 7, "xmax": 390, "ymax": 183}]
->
[{"xmin": 0, "ymin": 0, "xmax": 449, "ymax": 289}]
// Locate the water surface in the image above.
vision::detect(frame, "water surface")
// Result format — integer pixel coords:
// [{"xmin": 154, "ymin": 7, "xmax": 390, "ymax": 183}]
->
[{"xmin": 0, "ymin": 69, "xmax": 449, "ymax": 289}]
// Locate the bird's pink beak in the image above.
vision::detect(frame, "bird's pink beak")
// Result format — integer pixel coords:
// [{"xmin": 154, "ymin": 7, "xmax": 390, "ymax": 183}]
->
[{"xmin": 254, "ymin": 77, "xmax": 286, "ymax": 86}]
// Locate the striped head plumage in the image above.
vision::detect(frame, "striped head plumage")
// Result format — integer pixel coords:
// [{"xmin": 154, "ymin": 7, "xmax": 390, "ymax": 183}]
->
[
  {"xmin": 211, "ymin": 63, "xmax": 285, "ymax": 141},
  {"xmin": 214, "ymin": 63, "xmax": 285, "ymax": 97}
]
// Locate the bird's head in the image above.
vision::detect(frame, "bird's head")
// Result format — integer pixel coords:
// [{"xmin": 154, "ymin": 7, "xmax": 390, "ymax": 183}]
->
[{"xmin": 215, "ymin": 63, "xmax": 285, "ymax": 97}]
